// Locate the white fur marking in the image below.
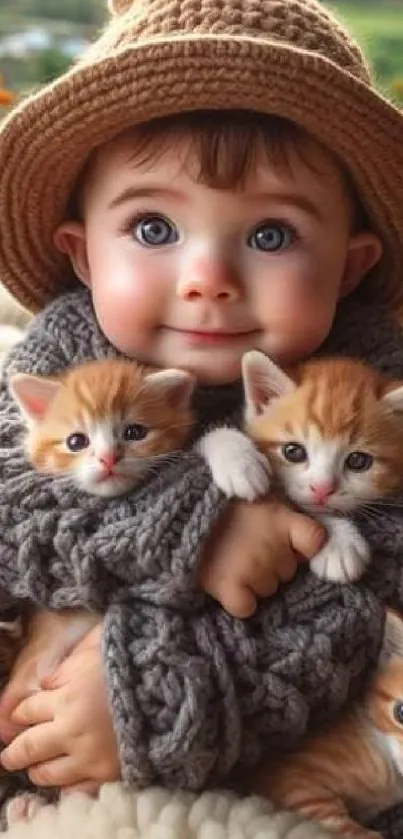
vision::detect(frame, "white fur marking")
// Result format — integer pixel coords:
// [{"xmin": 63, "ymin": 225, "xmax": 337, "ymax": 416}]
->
[
  {"xmin": 385, "ymin": 735, "xmax": 403, "ymax": 775},
  {"xmin": 310, "ymin": 516, "xmax": 370, "ymax": 582},
  {"xmin": 197, "ymin": 427, "xmax": 271, "ymax": 500}
]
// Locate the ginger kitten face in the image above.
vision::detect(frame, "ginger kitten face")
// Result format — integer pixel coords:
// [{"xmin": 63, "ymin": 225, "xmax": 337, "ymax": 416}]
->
[
  {"xmin": 10, "ymin": 359, "xmax": 195, "ymax": 497},
  {"xmin": 242, "ymin": 352, "xmax": 403, "ymax": 514}
]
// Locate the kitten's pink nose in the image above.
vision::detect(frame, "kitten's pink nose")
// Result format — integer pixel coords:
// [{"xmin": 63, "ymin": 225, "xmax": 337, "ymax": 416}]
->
[
  {"xmin": 99, "ymin": 452, "xmax": 119, "ymax": 472},
  {"xmin": 309, "ymin": 482, "xmax": 336, "ymax": 506}
]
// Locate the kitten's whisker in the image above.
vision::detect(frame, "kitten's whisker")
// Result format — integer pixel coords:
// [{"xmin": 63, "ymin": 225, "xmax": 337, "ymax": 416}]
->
[
  {"xmin": 356, "ymin": 501, "xmax": 386, "ymax": 514},
  {"xmin": 362, "ymin": 500, "xmax": 403, "ymax": 510},
  {"xmin": 357, "ymin": 507, "xmax": 383, "ymax": 523},
  {"xmin": 121, "ymin": 450, "xmax": 184, "ymax": 463}
]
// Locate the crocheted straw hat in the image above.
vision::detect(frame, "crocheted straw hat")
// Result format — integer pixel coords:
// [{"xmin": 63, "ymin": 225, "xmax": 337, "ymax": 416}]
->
[{"xmin": 1, "ymin": 0, "xmax": 403, "ymax": 313}]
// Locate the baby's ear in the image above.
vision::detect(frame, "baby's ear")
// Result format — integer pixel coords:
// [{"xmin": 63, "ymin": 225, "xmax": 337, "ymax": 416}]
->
[
  {"xmin": 381, "ymin": 382, "xmax": 403, "ymax": 415},
  {"xmin": 54, "ymin": 222, "xmax": 90, "ymax": 286},
  {"xmin": 379, "ymin": 609, "xmax": 403, "ymax": 667},
  {"xmin": 144, "ymin": 369, "xmax": 196, "ymax": 410},
  {"xmin": 242, "ymin": 351, "xmax": 296, "ymax": 422},
  {"xmin": 9, "ymin": 373, "xmax": 60, "ymax": 424}
]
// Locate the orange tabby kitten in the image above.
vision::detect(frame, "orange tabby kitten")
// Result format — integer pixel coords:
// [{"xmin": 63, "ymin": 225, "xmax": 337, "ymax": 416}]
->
[
  {"xmin": 251, "ymin": 609, "xmax": 403, "ymax": 838},
  {"xmin": 10, "ymin": 358, "xmax": 198, "ymax": 497},
  {"xmin": 238, "ymin": 352, "xmax": 403, "ymax": 583}
]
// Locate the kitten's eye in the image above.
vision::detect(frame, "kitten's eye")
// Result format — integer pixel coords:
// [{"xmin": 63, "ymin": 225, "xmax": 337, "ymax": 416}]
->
[
  {"xmin": 134, "ymin": 215, "xmax": 178, "ymax": 247},
  {"xmin": 66, "ymin": 432, "xmax": 90, "ymax": 452},
  {"xmin": 123, "ymin": 423, "xmax": 148, "ymax": 442},
  {"xmin": 345, "ymin": 451, "xmax": 373, "ymax": 472},
  {"xmin": 282, "ymin": 443, "xmax": 307, "ymax": 464},
  {"xmin": 393, "ymin": 700, "xmax": 403, "ymax": 725},
  {"xmin": 248, "ymin": 222, "xmax": 295, "ymax": 253}
]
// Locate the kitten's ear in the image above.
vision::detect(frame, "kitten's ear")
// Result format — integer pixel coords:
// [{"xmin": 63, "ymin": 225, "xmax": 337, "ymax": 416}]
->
[
  {"xmin": 9, "ymin": 373, "xmax": 61, "ymax": 424},
  {"xmin": 381, "ymin": 383, "xmax": 403, "ymax": 414},
  {"xmin": 145, "ymin": 369, "xmax": 196, "ymax": 410},
  {"xmin": 379, "ymin": 609, "xmax": 403, "ymax": 667},
  {"xmin": 242, "ymin": 351, "xmax": 296, "ymax": 421}
]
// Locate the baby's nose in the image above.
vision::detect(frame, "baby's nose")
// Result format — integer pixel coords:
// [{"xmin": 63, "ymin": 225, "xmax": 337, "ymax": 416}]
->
[{"xmin": 177, "ymin": 255, "xmax": 241, "ymax": 302}]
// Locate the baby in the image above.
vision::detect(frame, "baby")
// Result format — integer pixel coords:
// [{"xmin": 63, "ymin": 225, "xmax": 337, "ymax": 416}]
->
[{"xmin": 0, "ymin": 1, "xmax": 402, "ymax": 836}]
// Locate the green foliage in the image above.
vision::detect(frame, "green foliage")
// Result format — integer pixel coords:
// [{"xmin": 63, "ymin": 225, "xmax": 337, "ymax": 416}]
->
[
  {"xmin": 31, "ymin": 47, "xmax": 70, "ymax": 83},
  {"xmin": 325, "ymin": 2, "xmax": 403, "ymax": 97},
  {"xmin": 2, "ymin": 0, "xmax": 104, "ymax": 26}
]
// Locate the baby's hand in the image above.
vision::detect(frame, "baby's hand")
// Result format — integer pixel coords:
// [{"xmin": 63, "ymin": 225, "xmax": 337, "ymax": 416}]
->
[
  {"xmin": 198, "ymin": 499, "xmax": 325, "ymax": 618},
  {"xmin": 0, "ymin": 624, "xmax": 120, "ymax": 791},
  {"xmin": 0, "ymin": 609, "xmax": 90, "ymax": 742}
]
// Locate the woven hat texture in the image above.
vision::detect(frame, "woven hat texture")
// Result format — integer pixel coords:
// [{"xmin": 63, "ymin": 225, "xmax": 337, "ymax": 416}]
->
[{"xmin": 0, "ymin": 0, "xmax": 403, "ymax": 311}]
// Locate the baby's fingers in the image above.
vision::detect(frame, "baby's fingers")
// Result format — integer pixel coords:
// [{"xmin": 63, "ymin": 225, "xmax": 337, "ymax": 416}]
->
[
  {"xmin": 203, "ymin": 570, "xmax": 258, "ymax": 618},
  {"xmin": 12, "ymin": 691, "xmax": 54, "ymax": 727},
  {"xmin": 0, "ymin": 674, "xmax": 39, "ymax": 743},
  {"xmin": 0, "ymin": 677, "xmax": 33, "ymax": 719},
  {"xmin": 0, "ymin": 686, "xmax": 53, "ymax": 745},
  {"xmin": 269, "ymin": 551, "xmax": 299, "ymax": 585},
  {"xmin": 289, "ymin": 514, "xmax": 325, "ymax": 560},
  {"xmin": 29, "ymin": 757, "xmax": 81, "ymax": 789},
  {"xmin": 220, "ymin": 582, "xmax": 257, "ymax": 619},
  {"xmin": 1, "ymin": 722, "xmax": 62, "ymax": 771}
]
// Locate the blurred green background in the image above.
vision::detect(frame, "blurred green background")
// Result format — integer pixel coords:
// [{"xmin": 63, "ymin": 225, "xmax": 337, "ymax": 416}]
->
[{"xmin": 0, "ymin": 0, "xmax": 403, "ymax": 106}]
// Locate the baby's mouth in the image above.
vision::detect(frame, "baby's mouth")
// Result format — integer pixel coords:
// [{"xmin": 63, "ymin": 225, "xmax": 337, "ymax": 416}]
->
[{"xmin": 166, "ymin": 326, "xmax": 261, "ymax": 345}]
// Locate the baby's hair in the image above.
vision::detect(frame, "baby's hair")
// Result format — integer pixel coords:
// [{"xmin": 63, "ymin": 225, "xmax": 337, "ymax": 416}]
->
[{"xmin": 67, "ymin": 109, "xmax": 368, "ymax": 232}]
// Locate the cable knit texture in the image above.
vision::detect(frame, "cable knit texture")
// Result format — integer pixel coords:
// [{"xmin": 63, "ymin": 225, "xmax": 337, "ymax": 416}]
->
[{"xmin": 3, "ymin": 286, "xmax": 403, "ymax": 837}]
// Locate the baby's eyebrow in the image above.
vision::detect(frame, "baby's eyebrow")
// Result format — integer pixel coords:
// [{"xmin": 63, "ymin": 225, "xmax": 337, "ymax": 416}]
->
[
  {"xmin": 244, "ymin": 191, "xmax": 324, "ymax": 221},
  {"xmin": 108, "ymin": 186, "xmax": 185, "ymax": 209}
]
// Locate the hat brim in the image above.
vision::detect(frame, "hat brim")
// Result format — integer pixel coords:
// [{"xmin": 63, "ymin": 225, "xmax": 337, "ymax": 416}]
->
[{"xmin": 1, "ymin": 34, "xmax": 403, "ymax": 312}]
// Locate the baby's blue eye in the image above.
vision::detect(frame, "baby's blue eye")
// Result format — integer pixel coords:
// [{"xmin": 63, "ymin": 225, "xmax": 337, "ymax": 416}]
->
[
  {"xmin": 248, "ymin": 222, "xmax": 295, "ymax": 252},
  {"xmin": 134, "ymin": 215, "xmax": 178, "ymax": 247}
]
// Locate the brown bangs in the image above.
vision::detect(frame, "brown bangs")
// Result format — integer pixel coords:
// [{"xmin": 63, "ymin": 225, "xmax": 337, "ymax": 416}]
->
[{"xmin": 125, "ymin": 110, "xmax": 317, "ymax": 190}]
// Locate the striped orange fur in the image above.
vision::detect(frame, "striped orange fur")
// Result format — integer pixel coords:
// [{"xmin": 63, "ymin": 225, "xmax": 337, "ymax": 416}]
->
[{"xmin": 251, "ymin": 610, "xmax": 403, "ymax": 837}]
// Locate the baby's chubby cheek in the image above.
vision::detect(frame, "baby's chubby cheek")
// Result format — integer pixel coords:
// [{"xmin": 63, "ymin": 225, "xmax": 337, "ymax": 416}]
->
[
  {"xmin": 91, "ymin": 289, "xmax": 155, "ymax": 356},
  {"xmin": 261, "ymin": 306, "xmax": 336, "ymax": 363}
]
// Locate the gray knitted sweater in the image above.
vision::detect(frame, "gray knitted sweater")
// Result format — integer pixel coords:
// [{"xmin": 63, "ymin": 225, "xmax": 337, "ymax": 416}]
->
[{"xmin": 1, "ymin": 286, "xmax": 403, "ymax": 834}]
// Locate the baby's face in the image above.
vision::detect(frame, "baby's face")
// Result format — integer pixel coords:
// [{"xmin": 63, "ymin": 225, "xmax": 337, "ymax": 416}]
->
[{"xmin": 56, "ymin": 133, "xmax": 381, "ymax": 384}]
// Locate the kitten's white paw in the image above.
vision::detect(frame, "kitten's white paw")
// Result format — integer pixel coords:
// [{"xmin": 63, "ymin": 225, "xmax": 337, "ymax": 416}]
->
[
  {"xmin": 310, "ymin": 517, "xmax": 370, "ymax": 583},
  {"xmin": 196, "ymin": 427, "xmax": 271, "ymax": 501},
  {"xmin": 6, "ymin": 793, "xmax": 43, "ymax": 826}
]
